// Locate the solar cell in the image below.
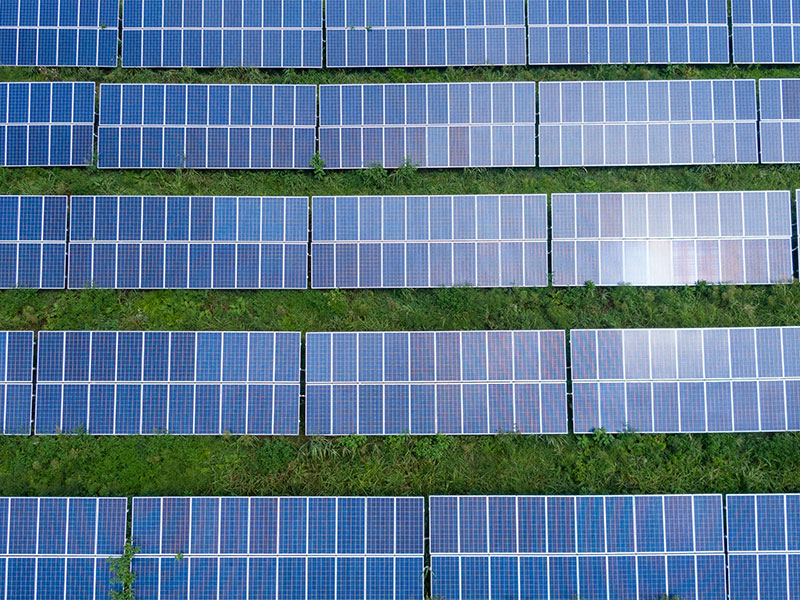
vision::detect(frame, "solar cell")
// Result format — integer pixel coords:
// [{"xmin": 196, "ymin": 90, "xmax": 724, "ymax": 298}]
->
[
  {"xmin": 551, "ymin": 191, "xmax": 793, "ymax": 286},
  {"xmin": 122, "ymin": 0, "xmax": 322, "ymax": 68},
  {"xmin": 34, "ymin": 331, "xmax": 301, "ymax": 435},
  {"xmin": 0, "ymin": 0, "xmax": 119, "ymax": 66},
  {"xmin": 326, "ymin": 0, "xmax": 526, "ymax": 67},
  {"xmin": 732, "ymin": 0, "xmax": 800, "ymax": 63},
  {"xmin": 0, "ymin": 196, "xmax": 67, "ymax": 289},
  {"xmin": 0, "ymin": 81, "xmax": 95, "ymax": 167},
  {"xmin": 68, "ymin": 196, "xmax": 308, "ymax": 289},
  {"xmin": 0, "ymin": 331, "xmax": 33, "ymax": 435},
  {"xmin": 131, "ymin": 496, "xmax": 425, "ymax": 600},
  {"xmin": 430, "ymin": 494, "xmax": 726, "ymax": 600},
  {"xmin": 311, "ymin": 195, "xmax": 547, "ymax": 289},
  {"xmin": 529, "ymin": 0, "xmax": 730, "ymax": 64},
  {"xmin": 305, "ymin": 331, "xmax": 567, "ymax": 435},
  {"xmin": 319, "ymin": 82, "xmax": 537, "ymax": 169},
  {"xmin": 759, "ymin": 79, "xmax": 800, "ymax": 163},
  {"xmin": 538, "ymin": 80, "xmax": 759, "ymax": 167},
  {"xmin": 0, "ymin": 497, "xmax": 127, "ymax": 599},
  {"xmin": 97, "ymin": 84, "xmax": 317, "ymax": 169},
  {"xmin": 727, "ymin": 494, "xmax": 800, "ymax": 600},
  {"xmin": 571, "ymin": 327, "xmax": 800, "ymax": 434}
]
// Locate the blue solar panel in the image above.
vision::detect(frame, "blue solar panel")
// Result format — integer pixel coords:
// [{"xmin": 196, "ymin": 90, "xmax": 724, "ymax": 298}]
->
[
  {"xmin": 551, "ymin": 191, "xmax": 793, "ymax": 286},
  {"xmin": 529, "ymin": 0, "xmax": 730, "ymax": 64},
  {"xmin": 539, "ymin": 80, "xmax": 759, "ymax": 167},
  {"xmin": 305, "ymin": 331, "xmax": 567, "ymax": 435},
  {"xmin": 319, "ymin": 82, "xmax": 537, "ymax": 169},
  {"xmin": 0, "ymin": 331, "xmax": 33, "ymax": 435},
  {"xmin": 430, "ymin": 494, "xmax": 726, "ymax": 600},
  {"xmin": 0, "ymin": 0, "xmax": 119, "ymax": 66},
  {"xmin": 759, "ymin": 79, "xmax": 800, "ymax": 163},
  {"xmin": 732, "ymin": 0, "xmax": 800, "ymax": 63},
  {"xmin": 326, "ymin": 0, "xmax": 526, "ymax": 67},
  {"xmin": 0, "ymin": 497, "xmax": 127, "ymax": 599},
  {"xmin": 727, "ymin": 494, "xmax": 800, "ymax": 600},
  {"xmin": 68, "ymin": 196, "xmax": 308, "ymax": 289},
  {"xmin": 97, "ymin": 84, "xmax": 317, "ymax": 169},
  {"xmin": 312, "ymin": 195, "xmax": 547, "ymax": 289},
  {"xmin": 131, "ymin": 496, "xmax": 425, "ymax": 600},
  {"xmin": 0, "ymin": 195, "xmax": 67, "ymax": 289},
  {"xmin": 572, "ymin": 327, "xmax": 800, "ymax": 434},
  {"xmin": 34, "ymin": 331, "xmax": 301, "ymax": 435},
  {"xmin": 0, "ymin": 81, "xmax": 95, "ymax": 167},
  {"xmin": 122, "ymin": 0, "xmax": 322, "ymax": 67}
]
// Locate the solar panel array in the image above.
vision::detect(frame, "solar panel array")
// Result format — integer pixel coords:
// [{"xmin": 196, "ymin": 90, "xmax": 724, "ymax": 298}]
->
[
  {"xmin": 97, "ymin": 84, "xmax": 317, "ymax": 169},
  {"xmin": 131, "ymin": 496, "xmax": 425, "ymax": 600},
  {"xmin": 0, "ymin": 332, "xmax": 33, "ymax": 435},
  {"xmin": 759, "ymin": 79, "xmax": 800, "ymax": 164},
  {"xmin": 529, "ymin": 0, "xmax": 730, "ymax": 65},
  {"xmin": 305, "ymin": 331, "xmax": 567, "ymax": 435},
  {"xmin": 68, "ymin": 196, "xmax": 308, "ymax": 290},
  {"xmin": 34, "ymin": 331, "xmax": 301, "ymax": 435},
  {"xmin": 551, "ymin": 191, "xmax": 793, "ymax": 286},
  {"xmin": 0, "ymin": 196, "xmax": 67, "ymax": 289},
  {"xmin": 0, "ymin": 497, "xmax": 128, "ymax": 599},
  {"xmin": 311, "ymin": 195, "xmax": 547, "ymax": 289},
  {"xmin": 0, "ymin": 81, "xmax": 95, "ymax": 167},
  {"xmin": 732, "ymin": 0, "xmax": 800, "ymax": 63},
  {"xmin": 0, "ymin": 0, "xmax": 119, "ymax": 66},
  {"xmin": 326, "ymin": 0, "xmax": 526, "ymax": 67},
  {"xmin": 319, "ymin": 83, "xmax": 537, "ymax": 169},
  {"xmin": 2, "ymin": 81, "xmax": 800, "ymax": 170},
  {"xmin": 430, "ymin": 494, "xmax": 726, "ymax": 600},
  {"xmin": 727, "ymin": 494, "xmax": 800, "ymax": 600},
  {"xmin": 121, "ymin": 0, "xmax": 323, "ymax": 68},
  {"xmin": 572, "ymin": 327, "xmax": 800, "ymax": 434},
  {"xmin": 3, "ymin": 2, "xmax": 800, "ymax": 69},
  {"xmin": 538, "ymin": 80, "xmax": 759, "ymax": 167},
  {"xmin": 1, "ymin": 494, "xmax": 797, "ymax": 600}
]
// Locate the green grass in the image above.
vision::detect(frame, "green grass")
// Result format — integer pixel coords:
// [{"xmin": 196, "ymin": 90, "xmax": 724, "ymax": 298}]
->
[{"xmin": 0, "ymin": 63, "xmax": 799, "ymax": 498}]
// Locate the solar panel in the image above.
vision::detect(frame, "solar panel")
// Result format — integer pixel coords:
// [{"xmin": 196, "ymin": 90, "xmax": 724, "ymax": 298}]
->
[
  {"xmin": 0, "ymin": 497, "xmax": 127, "ymax": 599},
  {"xmin": 0, "ymin": 331, "xmax": 33, "ymax": 435},
  {"xmin": 759, "ymin": 79, "xmax": 800, "ymax": 163},
  {"xmin": 572, "ymin": 327, "xmax": 800, "ymax": 434},
  {"xmin": 0, "ymin": 81, "xmax": 95, "ymax": 167},
  {"xmin": 0, "ymin": 195, "xmax": 67, "ymax": 289},
  {"xmin": 131, "ymin": 496, "xmax": 425, "ymax": 600},
  {"xmin": 97, "ymin": 84, "xmax": 317, "ymax": 169},
  {"xmin": 121, "ymin": 0, "xmax": 322, "ymax": 68},
  {"xmin": 430, "ymin": 494, "xmax": 726, "ymax": 600},
  {"xmin": 538, "ymin": 80, "xmax": 759, "ymax": 167},
  {"xmin": 305, "ymin": 330, "xmax": 567, "ymax": 435},
  {"xmin": 551, "ymin": 191, "xmax": 793, "ymax": 286},
  {"xmin": 68, "ymin": 196, "xmax": 308, "ymax": 290},
  {"xmin": 529, "ymin": 0, "xmax": 730, "ymax": 64},
  {"xmin": 326, "ymin": 0, "xmax": 526, "ymax": 67},
  {"xmin": 0, "ymin": 0, "xmax": 119, "ymax": 66},
  {"xmin": 34, "ymin": 331, "xmax": 301, "ymax": 435},
  {"xmin": 319, "ymin": 82, "xmax": 537, "ymax": 169},
  {"xmin": 312, "ymin": 195, "xmax": 547, "ymax": 289},
  {"xmin": 727, "ymin": 494, "xmax": 800, "ymax": 600},
  {"xmin": 732, "ymin": 0, "xmax": 800, "ymax": 63}
]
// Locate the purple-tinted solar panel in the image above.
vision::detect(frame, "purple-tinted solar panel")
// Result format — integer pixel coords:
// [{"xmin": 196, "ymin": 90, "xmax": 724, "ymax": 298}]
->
[
  {"xmin": 305, "ymin": 330, "xmax": 567, "ymax": 435},
  {"xmin": 572, "ymin": 327, "xmax": 800, "ymax": 433}
]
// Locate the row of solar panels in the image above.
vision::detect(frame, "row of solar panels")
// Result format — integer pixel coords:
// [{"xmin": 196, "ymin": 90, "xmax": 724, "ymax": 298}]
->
[
  {"xmin": 3, "ymin": 327, "xmax": 800, "ymax": 436},
  {"xmin": 6, "ymin": 79, "xmax": 800, "ymax": 169},
  {"xmin": 0, "ymin": 494, "xmax": 794, "ymax": 600},
  {"xmin": 4, "ymin": 0, "xmax": 800, "ymax": 68},
  {"xmin": 2, "ymin": 191, "xmax": 797, "ymax": 290}
]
